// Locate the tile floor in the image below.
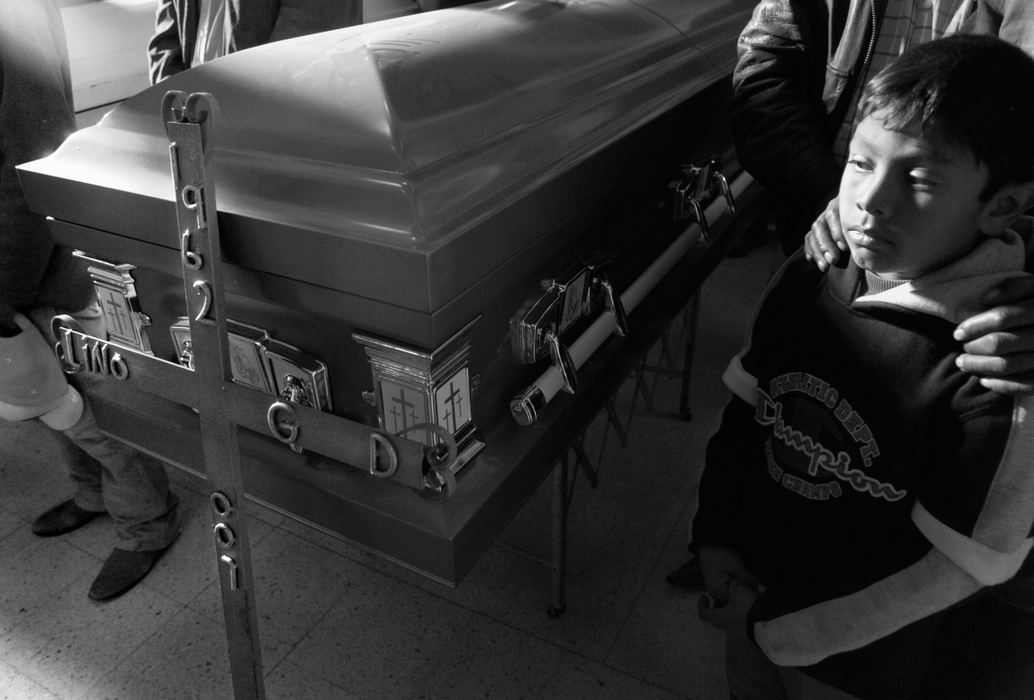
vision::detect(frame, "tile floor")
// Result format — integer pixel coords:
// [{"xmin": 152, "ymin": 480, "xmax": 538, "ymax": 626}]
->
[{"xmin": 0, "ymin": 240, "xmax": 779, "ymax": 699}]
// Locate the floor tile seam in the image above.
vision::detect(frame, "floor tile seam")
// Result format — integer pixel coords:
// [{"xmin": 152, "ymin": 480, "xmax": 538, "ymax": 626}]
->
[
  {"xmin": 75, "ymin": 588, "xmax": 190, "ymax": 697},
  {"xmin": 261, "ymin": 646, "xmax": 352, "ymax": 695},
  {"xmin": 60, "ymin": 533, "xmax": 111, "ymax": 563},
  {"xmin": 598, "ymin": 488, "xmax": 695, "ymax": 663},
  {"xmin": 501, "ymin": 623, "xmax": 683, "ymax": 693},
  {"xmin": 179, "ymin": 571, "xmax": 342, "ymax": 662},
  {"xmin": 183, "ymin": 578, "xmax": 229, "ymax": 626},
  {"xmin": 0, "ymin": 514, "xmax": 30, "ymax": 546},
  {"xmin": 0, "ymin": 556, "xmax": 91, "ymax": 645},
  {"xmin": 0, "ymin": 656, "xmax": 56, "ymax": 699},
  {"xmin": 5, "ymin": 612, "xmax": 121, "ymax": 697},
  {"xmin": 291, "ymin": 559, "xmax": 617, "ymax": 667}
]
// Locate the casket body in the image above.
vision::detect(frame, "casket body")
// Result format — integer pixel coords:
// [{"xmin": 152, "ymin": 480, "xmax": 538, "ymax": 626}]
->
[{"xmin": 19, "ymin": 0, "xmax": 759, "ymax": 584}]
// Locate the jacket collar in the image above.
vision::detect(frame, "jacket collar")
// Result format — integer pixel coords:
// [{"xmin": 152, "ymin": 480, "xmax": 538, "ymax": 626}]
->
[{"xmin": 849, "ymin": 230, "xmax": 1027, "ymax": 323}]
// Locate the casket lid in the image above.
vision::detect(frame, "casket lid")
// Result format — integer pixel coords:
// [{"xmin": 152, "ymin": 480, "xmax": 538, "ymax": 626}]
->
[{"xmin": 20, "ymin": 0, "xmax": 751, "ymax": 315}]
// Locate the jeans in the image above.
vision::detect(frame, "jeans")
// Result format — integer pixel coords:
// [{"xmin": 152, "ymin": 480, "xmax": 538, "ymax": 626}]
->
[{"xmin": 29, "ymin": 305, "xmax": 180, "ymax": 551}]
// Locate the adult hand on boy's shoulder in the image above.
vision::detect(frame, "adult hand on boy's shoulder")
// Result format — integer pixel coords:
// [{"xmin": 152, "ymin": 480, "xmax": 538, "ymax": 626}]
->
[
  {"xmin": 955, "ymin": 276, "xmax": 1034, "ymax": 396},
  {"xmin": 804, "ymin": 197, "xmax": 848, "ymax": 272}
]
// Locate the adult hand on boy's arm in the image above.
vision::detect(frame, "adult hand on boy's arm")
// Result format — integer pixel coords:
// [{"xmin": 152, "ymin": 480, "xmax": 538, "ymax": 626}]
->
[
  {"xmin": 698, "ymin": 576, "xmax": 760, "ymax": 642},
  {"xmin": 803, "ymin": 198, "xmax": 848, "ymax": 272},
  {"xmin": 698, "ymin": 546, "xmax": 763, "ymax": 605},
  {"xmin": 954, "ymin": 276, "xmax": 1034, "ymax": 395}
]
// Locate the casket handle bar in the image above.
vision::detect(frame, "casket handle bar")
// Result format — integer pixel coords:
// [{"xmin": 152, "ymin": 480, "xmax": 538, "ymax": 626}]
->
[
  {"xmin": 510, "ymin": 169, "xmax": 752, "ymax": 426},
  {"xmin": 668, "ymin": 157, "xmax": 737, "ymax": 241},
  {"xmin": 509, "ymin": 255, "xmax": 629, "ymax": 423},
  {"xmin": 510, "ymin": 254, "xmax": 626, "ymax": 365}
]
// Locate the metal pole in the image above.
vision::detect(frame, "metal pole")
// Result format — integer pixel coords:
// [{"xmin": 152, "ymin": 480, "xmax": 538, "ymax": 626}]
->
[{"xmin": 164, "ymin": 91, "xmax": 266, "ymax": 699}]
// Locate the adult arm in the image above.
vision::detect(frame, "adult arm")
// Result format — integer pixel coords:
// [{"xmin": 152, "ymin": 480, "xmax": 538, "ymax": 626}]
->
[
  {"xmin": 954, "ymin": 277, "xmax": 1034, "ymax": 395},
  {"xmin": 967, "ymin": 0, "xmax": 1034, "ymax": 58},
  {"xmin": 147, "ymin": 0, "xmax": 280, "ymax": 85},
  {"xmin": 147, "ymin": 0, "xmax": 188, "ymax": 84},
  {"xmin": 731, "ymin": 0, "xmax": 843, "ymax": 221},
  {"xmin": 949, "ymin": 216, "xmax": 1034, "ymax": 394}
]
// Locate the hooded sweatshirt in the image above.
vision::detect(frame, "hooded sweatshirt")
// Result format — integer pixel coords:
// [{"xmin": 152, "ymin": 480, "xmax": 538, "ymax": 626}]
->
[{"xmin": 693, "ymin": 231, "xmax": 1034, "ymax": 696}]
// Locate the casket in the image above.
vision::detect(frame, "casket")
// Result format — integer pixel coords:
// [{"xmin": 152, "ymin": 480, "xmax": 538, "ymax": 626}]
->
[{"xmin": 19, "ymin": 0, "xmax": 761, "ymax": 585}]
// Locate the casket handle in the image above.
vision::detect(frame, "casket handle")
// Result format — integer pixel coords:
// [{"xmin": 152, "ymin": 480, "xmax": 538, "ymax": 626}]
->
[
  {"xmin": 598, "ymin": 276, "xmax": 628, "ymax": 338},
  {"xmin": 546, "ymin": 331, "xmax": 578, "ymax": 395}
]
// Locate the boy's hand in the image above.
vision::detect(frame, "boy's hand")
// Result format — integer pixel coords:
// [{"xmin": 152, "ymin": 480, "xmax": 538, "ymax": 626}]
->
[
  {"xmin": 698, "ymin": 577, "xmax": 760, "ymax": 641},
  {"xmin": 698, "ymin": 545, "xmax": 763, "ymax": 606},
  {"xmin": 804, "ymin": 198, "xmax": 848, "ymax": 272},
  {"xmin": 954, "ymin": 276, "xmax": 1034, "ymax": 396}
]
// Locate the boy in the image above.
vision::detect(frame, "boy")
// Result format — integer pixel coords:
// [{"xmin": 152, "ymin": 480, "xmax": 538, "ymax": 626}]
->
[{"xmin": 692, "ymin": 35, "xmax": 1034, "ymax": 699}]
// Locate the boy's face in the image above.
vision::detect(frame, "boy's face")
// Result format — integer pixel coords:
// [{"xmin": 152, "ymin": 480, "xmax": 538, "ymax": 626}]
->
[{"xmin": 838, "ymin": 110, "xmax": 991, "ymax": 281}]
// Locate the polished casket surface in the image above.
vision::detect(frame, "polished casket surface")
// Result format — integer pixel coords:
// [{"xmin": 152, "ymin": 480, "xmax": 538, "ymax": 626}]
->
[{"xmin": 20, "ymin": 0, "xmax": 758, "ymax": 584}]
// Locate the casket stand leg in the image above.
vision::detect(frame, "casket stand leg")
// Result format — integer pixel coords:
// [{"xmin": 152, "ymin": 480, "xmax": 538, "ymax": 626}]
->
[{"xmin": 538, "ymin": 174, "xmax": 765, "ymax": 616}]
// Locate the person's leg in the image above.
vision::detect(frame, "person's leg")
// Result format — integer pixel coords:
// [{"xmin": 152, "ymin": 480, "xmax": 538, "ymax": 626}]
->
[
  {"xmin": 27, "ymin": 305, "xmax": 180, "ymax": 599},
  {"xmin": 63, "ymin": 438, "xmax": 106, "ymax": 511},
  {"xmin": 60, "ymin": 395, "xmax": 180, "ymax": 600},
  {"xmin": 912, "ymin": 591, "xmax": 1034, "ymax": 699},
  {"xmin": 28, "ymin": 305, "xmax": 179, "ymax": 551},
  {"xmin": 60, "ymin": 396, "xmax": 179, "ymax": 552},
  {"xmin": 30, "ymin": 435, "xmax": 108, "ymax": 536},
  {"xmin": 726, "ymin": 631, "xmax": 788, "ymax": 700}
]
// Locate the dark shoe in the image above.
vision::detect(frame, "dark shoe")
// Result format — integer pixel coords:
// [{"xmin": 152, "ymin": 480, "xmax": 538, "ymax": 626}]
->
[
  {"xmin": 666, "ymin": 557, "xmax": 704, "ymax": 591},
  {"xmin": 31, "ymin": 499, "xmax": 104, "ymax": 537},
  {"xmin": 88, "ymin": 545, "xmax": 172, "ymax": 602}
]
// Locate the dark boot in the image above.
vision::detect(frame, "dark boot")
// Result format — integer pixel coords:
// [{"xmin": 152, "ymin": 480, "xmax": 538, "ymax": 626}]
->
[
  {"xmin": 31, "ymin": 499, "xmax": 104, "ymax": 537},
  {"xmin": 88, "ymin": 542, "xmax": 176, "ymax": 602}
]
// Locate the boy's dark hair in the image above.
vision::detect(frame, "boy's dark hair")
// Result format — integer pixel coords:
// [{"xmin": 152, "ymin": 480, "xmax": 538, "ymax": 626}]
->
[{"xmin": 857, "ymin": 34, "xmax": 1034, "ymax": 200}]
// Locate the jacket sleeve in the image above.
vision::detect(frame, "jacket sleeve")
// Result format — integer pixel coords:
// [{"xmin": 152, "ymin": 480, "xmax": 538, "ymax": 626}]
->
[
  {"xmin": 147, "ymin": 0, "xmax": 187, "ymax": 84},
  {"xmin": 692, "ymin": 259, "xmax": 798, "ymax": 551},
  {"xmin": 731, "ymin": 0, "xmax": 844, "ymax": 221},
  {"xmin": 692, "ymin": 394, "xmax": 766, "ymax": 552},
  {"xmin": 966, "ymin": 0, "xmax": 1034, "ymax": 59},
  {"xmin": 752, "ymin": 396, "xmax": 1034, "ymax": 667}
]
